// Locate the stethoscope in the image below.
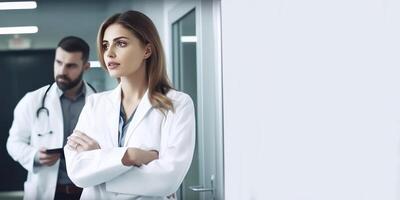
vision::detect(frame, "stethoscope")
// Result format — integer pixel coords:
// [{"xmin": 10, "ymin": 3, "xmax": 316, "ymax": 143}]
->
[{"xmin": 35, "ymin": 82, "xmax": 97, "ymax": 136}]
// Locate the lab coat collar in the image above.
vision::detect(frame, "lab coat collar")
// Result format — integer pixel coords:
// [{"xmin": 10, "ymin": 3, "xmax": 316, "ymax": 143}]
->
[
  {"xmin": 109, "ymin": 84, "xmax": 152, "ymax": 111},
  {"xmin": 110, "ymin": 84, "xmax": 122, "ymax": 107},
  {"xmin": 109, "ymin": 84, "xmax": 153, "ymax": 146}
]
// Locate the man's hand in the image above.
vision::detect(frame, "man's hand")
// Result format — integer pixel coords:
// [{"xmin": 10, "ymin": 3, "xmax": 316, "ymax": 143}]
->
[
  {"xmin": 67, "ymin": 130, "xmax": 100, "ymax": 153},
  {"xmin": 38, "ymin": 147, "xmax": 60, "ymax": 166}
]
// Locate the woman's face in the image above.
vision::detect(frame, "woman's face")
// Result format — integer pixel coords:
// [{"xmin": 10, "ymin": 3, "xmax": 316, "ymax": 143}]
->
[{"xmin": 102, "ymin": 23, "xmax": 150, "ymax": 78}]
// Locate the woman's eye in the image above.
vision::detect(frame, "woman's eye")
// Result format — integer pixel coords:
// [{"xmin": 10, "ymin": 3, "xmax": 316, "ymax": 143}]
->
[
  {"xmin": 116, "ymin": 41, "xmax": 127, "ymax": 47},
  {"xmin": 102, "ymin": 43, "xmax": 109, "ymax": 50}
]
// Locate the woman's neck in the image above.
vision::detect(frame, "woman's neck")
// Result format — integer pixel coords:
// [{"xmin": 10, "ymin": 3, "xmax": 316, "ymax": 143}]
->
[{"xmin": 120, "ymin": 66, "xmax": 148, "ymax": 103}]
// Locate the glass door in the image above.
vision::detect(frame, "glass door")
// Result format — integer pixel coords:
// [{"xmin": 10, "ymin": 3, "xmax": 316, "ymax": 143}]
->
[
  {"xmin": 172, "ymin": 9, "xmax": 200, "ymax": 200},
  {"xmin": 170, "ymin": 1, "xmax": 223, "ymax": 199}
]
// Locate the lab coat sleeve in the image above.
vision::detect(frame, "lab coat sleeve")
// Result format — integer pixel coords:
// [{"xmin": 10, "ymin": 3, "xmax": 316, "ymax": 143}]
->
[
  {"xmin": 105, "ymin": 95, "xmax": 196, "ymax": 196},
  {"xmin": 64, "ymin": 96, "xmax": 131, "ymax": 188},
  {"xmin": 6, "ymin": 93, "xmax": 39, "ymax": 173}
]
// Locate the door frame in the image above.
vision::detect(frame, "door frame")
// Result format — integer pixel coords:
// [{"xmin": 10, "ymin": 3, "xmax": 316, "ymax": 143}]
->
[{"xmin": 167, "ymin": 0, "xmax": 224, "ymax": 199}]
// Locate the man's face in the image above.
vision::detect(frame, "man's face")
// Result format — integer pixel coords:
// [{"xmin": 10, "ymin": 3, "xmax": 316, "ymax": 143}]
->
[{"xmin": 54, "ymin": 47, "xmax": 88, "ymax": 91}]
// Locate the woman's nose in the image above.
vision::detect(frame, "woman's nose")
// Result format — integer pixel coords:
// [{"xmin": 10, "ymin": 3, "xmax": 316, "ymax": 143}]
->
[{"xmin": 106, "ymin": 47, "xmax": 116, "ymax": 58}]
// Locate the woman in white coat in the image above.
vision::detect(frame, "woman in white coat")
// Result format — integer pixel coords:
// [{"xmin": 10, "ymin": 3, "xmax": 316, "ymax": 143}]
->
[{"xmin": 64, "ymin": 10, "xmax": 196, "ymax": 200}]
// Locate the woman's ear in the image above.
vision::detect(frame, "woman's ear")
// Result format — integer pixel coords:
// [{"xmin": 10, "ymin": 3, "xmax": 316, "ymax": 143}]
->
[{"xmin": 144, "ymin": 43, "xmax": 152, "ymax": 59}]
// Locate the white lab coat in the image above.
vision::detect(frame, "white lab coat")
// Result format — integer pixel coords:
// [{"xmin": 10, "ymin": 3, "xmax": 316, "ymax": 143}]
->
[
  {"xmin": 64, "ymin": 85, "xmax": 195, "ymax": 200},
  {"xmin": 6, "ymin": 82, "xmax": 95, "ymax": 200}
]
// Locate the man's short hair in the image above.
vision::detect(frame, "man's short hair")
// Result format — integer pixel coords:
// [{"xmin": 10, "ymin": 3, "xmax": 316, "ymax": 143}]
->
[{"xmin": 57, "ymin": 36, "xmax": 90, "ymax": 62}]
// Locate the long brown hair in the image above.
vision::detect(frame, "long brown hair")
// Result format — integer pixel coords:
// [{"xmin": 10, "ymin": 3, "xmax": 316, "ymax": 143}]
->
[{"xmin": 97, "ymin": 10, "xmax": 174, "ymax": 113}]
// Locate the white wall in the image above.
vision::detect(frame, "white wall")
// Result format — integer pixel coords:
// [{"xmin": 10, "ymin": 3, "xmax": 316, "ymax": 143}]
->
[{"xmin": 222, "ymin": 0, "xmax": 400, "ymax": 199}]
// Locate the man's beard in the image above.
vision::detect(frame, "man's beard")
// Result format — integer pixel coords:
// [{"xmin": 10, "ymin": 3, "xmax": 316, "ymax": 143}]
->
[{"xmin": 55, "ymin": 71, "xmax": 84, "ymax": 92}]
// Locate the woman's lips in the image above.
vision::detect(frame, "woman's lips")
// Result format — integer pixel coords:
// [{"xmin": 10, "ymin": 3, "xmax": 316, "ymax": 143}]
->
[{"xmin": 107, "ymin": 61, "xmax": 120, "ymax": 70}]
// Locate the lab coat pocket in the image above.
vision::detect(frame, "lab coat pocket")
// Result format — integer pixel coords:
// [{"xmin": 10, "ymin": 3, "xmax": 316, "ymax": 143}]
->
[
  {"xmin": 31, "ymin": 117, "xmax": 52, "ymax": 146},
  {"xmin": 23, "ymin": 181, "xmax": 37, "ymax": 200},
  {"xmin": 30, "ymin": 123, "xmax": 43, "ymax": 146}
]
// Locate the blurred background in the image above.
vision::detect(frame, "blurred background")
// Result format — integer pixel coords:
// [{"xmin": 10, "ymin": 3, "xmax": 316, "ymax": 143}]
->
[{"xmin": 0, "ymin": 0, "xmax": 223, "ymax": 199}]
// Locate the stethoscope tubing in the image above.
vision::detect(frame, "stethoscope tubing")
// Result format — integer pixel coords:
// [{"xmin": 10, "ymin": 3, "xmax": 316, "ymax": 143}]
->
[{"xmin": 34, "ymin": 82, "xmax": 96, "ymax": 137}]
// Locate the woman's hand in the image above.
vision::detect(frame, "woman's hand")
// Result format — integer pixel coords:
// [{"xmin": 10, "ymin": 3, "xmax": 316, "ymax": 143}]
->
[
  {"xmin": 67, "ymin": 130, "xmax": 100, "ymax": 153},
  {"xmin": 122, "ymin": 147, "xmax": 158, "ymax": 167}
]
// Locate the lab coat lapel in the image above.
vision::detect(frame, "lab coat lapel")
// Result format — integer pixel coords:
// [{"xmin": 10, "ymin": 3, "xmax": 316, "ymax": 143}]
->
[
  {"xmin": 107, "ymin": 84, "xmax": 122, "ymax": 146},
  {"xmin": 47, "ymin": 83, "xmax": 64, "ymax": 147},
  {"xmin": 123, "ymin": 89, "xmax": 152, "ymax": 146},
  {"xmin": 47, "ymin": 82, "xmax": 95, "ymax": 147},
  {"xmin": 83, "ymin": 81, "xmax": 96, "ymax": 97}
]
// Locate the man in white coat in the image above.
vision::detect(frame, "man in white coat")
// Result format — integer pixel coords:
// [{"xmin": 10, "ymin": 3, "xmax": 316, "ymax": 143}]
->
[{"xmin": 6, "ymin": 36, "xmax": 96, "ymax": 200}]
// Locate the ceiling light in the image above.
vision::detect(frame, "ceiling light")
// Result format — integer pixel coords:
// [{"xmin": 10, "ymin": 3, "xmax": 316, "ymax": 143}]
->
[
  {"xmin": 0, "ymin": 1, "xmax": 37, "ymax": 10},
  {"xmin": 181, "ymin": 36, "xmax": 197, "ymax": 43},
  {"xmin": 89, "ymin": 61, "xmax": 101, "ymax": 68},
  {"xmin": 0, "ymin": 26, "xmax": 38, "ymax": 35}
]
